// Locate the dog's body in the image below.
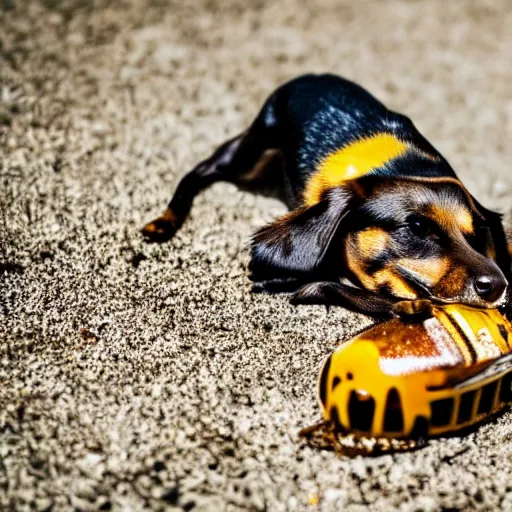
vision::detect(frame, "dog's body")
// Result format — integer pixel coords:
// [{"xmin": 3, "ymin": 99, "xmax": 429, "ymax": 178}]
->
[{"xmin": 143, "ymin": 74, "xmax": 510, "ymax": 317}]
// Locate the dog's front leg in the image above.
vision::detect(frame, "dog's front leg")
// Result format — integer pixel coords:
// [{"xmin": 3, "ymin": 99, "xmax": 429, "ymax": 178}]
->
[
  {"xmin": 290, "ymin": 281, "xmax": 395, "ymax": 318},
  {"xmin": 251, "ymin": 277, "xmax": 307, "ymax": 294}
]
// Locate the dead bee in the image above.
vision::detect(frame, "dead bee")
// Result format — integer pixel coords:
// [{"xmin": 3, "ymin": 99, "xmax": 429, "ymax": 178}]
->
[{"xmin": 302, "ymin": 303, "xmax": 512, "ymax": 449}]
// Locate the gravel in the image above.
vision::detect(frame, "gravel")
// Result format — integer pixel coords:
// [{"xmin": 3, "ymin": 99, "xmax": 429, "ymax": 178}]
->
[{"xmin": 1, "ymin": 1, "xmax": 512, "ymax": 510}]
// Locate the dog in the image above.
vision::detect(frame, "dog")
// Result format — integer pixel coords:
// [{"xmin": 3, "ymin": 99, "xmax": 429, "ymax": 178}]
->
[{"xmin": 143, "ymin": 73, "xmax": 511, "ymax": 318}]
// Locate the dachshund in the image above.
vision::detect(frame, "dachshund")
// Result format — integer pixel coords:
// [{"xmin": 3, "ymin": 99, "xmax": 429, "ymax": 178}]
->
[{"xmin": 143, "ymin": 73, "xmax": 511, "ymax": 318}]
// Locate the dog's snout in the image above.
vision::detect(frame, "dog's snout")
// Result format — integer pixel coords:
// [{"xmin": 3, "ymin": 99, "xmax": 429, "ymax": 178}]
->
[{"xmin": 474, "ymin": 274, "xmax": 507, "ymax": 303}]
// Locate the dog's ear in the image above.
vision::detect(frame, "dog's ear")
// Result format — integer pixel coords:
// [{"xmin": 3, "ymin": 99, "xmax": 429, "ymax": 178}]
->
[
  {"xmin": 249, "ymin": 186, "xmax": 360, "ymax": 281},
  {"xmin": 473, "ymin": 200, "xmax": 512, "ymax": 278}
]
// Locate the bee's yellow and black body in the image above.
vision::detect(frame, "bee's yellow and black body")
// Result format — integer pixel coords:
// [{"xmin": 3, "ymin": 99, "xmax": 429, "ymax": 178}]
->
[
  {"xmin": 319, "ymin": 305, "xmax": 512, "ymax": 439},
  {"xmin": 144, "ymin": 74, "xmax": 511, "ymax": 318}
]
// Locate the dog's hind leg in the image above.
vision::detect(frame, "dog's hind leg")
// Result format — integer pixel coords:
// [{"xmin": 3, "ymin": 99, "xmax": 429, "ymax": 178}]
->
[
  {"xmin": 143, "ymin": 99, "xmax": 282, "ymax": 243},
  {"xmin": 143, "ymin": 134, "xmax": 242, "ymax": 242}
]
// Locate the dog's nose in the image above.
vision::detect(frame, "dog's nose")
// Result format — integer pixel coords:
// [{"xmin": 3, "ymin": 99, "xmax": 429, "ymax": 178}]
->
[{"xmin": 474, "ymin": 275, "xmax": 507, "ymax": 303}]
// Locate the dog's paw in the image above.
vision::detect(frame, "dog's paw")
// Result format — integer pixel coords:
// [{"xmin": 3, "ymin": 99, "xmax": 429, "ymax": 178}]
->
[
  {"xmin": 142, "ymin": 209, "xmax": 178, "ymax": 243},
  {"xmin": 392, "ymin": 299, "xmax": 433, "ymax": 322},
  {"xmin": 290, "ymin": 282, "xmax": 328, "ymax": 305}
]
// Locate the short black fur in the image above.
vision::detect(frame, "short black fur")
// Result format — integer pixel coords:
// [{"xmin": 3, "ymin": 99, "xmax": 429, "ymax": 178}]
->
[{"xmin": 143, "ymin": 73, "xmax": 511, "ymax": 317}]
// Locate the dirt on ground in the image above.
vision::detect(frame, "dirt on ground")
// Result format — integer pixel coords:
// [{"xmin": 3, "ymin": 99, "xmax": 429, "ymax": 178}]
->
[{"xmin": 1, "ymin": 1, "xmax": 512, "ymax": 510}]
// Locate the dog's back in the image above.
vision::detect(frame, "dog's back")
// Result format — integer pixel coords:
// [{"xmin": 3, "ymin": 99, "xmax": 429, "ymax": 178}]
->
[{"xmin": 260, "ymin": 74, "xmax": 455, "ymax": 206}]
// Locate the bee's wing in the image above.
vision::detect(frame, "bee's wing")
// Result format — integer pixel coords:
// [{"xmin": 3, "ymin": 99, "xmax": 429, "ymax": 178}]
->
[{"xmin": 454, "ymin": 353, "xmax": 512, "ymax": 390}]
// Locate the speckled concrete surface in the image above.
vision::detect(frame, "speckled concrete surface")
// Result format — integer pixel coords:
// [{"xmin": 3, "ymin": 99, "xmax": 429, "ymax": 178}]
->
[{"xmin": 1, "ymin": 1, "xmax": 512, "ymax": 511}]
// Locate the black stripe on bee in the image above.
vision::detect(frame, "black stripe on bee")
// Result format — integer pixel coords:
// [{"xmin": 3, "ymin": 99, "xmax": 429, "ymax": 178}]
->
[
  {"xmin": 319, "ymin": 354, "xmax": 332, "ymax": 408},
  {"xmin": 498, "ymin": 324, "xmax": 509, "ymax": 343},
  {"xmin": 348, "ymin": 390, "xmax": 376, "ymax": 432},
  {"xmin": 499, "ymin": 373, "xmax": 512, "ymax": 403},
  {"xmin": 477, "ymin": 381, "xmax": 498, "ymax": 415},
  {"xmin": 430, "ymin": 397, "xmax": 454, "ymax": 427},
  {"xmin": 444, "ymin": 312, "xmax": 478, "ymax": 365},
  {"xmin": 457, "ymin": 390, "xmax": 476, "ymax": 424},
  {"xmin": 330, "ymin": 405, "xmax": 343, "ymax": 432},
  {"xmin": 409, "ymin": 415, "xmax": 429, "ymax": 440},
  {"xmin": 383, "ymin": 387, "xmax": 405, "ymax": 432},
  {"xmin": 332, "ymin": 376, "xmax": 341, "ymax": 391}
]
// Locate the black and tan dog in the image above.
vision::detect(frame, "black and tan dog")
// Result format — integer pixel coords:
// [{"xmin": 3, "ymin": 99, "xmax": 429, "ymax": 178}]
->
[{"xmin": 143, "ymin": 74, "xmax": 511, "ymax": 317}]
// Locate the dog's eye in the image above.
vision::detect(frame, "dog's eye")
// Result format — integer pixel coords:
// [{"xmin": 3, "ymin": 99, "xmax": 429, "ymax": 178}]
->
[{"xmin": 406, "ymin": 214, "xmax": 433, "ymax": 238}]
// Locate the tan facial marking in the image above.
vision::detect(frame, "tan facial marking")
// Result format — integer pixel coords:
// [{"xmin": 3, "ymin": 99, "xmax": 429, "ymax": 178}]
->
[
  {"xmin": 429, "ymin": 204, "xmax": 474, "ymax": 234},
  {"xmin": 486, "ymin": 237, "xmax": 497, "ymax": 261},
  {"xmin": 347, "ymin": 232, "xmax": 417, "ymax": 298},
  {"xmin": 345, "ymin": 239, "xmax": 377, "ymax": 291},
  {"xmin": 345, "ymin": 234, "xmax": 380, "ymax": 291},
  {"xmin": 435, "ymin": 265, "xmax": 468, "ymax": 297},
  {"xmin": 455, "ymin": 208, "xmax": 474, "ymax": 234},
  {"xmin": 373, "ymin": 269, "xmax": 417, "ymax": 299},
  {"xmin": 397, "ymin": 257, "xmax": 450, "ymax": 286},
  {"xmin": 356, "ymin": 228, "xmax": 388, "ymax": 259}
]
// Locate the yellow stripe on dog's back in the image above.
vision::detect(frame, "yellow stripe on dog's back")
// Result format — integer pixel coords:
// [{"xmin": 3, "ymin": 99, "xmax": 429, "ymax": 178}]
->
[{"xmin": 304, "ymin": 133, "xmax": 408, "ymax": 206}]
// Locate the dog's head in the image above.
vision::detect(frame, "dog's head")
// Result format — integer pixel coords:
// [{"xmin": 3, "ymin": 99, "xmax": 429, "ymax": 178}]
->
[
  {"xmin": 343, "ymin": 177, "xmax": 509, "ymax": 308},
  {"xmin": 250, "ymin": 175, "xmax": 510, "ymax": 308}
]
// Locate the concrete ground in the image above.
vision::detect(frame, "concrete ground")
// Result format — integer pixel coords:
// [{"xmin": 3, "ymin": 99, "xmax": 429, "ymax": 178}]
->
[{"xmin": 1, "ymin": 0, "xmax": 512, "ymax": 510}]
